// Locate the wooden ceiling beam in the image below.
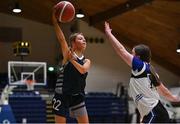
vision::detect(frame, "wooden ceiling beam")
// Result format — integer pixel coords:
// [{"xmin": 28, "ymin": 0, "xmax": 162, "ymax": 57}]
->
[{"xmin": 89, "ymin": 0, "xmax": 154, "ymax": 26}]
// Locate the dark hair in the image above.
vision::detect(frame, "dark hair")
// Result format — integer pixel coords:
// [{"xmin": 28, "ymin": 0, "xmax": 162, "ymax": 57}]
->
[
  {"xmin": 69, "ymin": 32, "xmax": 82, "ymax": 47},
  {"xmin": 134, "ymin": 44, "xmax": 151, "ymax": 63}
]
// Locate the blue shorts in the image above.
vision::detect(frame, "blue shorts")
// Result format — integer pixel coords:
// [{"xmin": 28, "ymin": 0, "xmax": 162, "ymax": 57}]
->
[{"xmin": 52, "ymin": 93, "xmax": 87, "ymax": 118}]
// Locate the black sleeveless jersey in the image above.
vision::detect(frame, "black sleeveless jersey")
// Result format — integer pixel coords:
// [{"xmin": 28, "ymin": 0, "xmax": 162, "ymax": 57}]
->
[{"xmin": 55, "ymin": 57, "xmax": 88, "ymax": 95}]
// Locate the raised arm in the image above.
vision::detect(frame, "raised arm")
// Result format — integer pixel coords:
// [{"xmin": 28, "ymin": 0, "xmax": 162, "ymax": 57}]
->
[
  {"xmin": 52, "ymin": 8, "xmax": 69, "ymax": 63},
  {"xmin": 104, "ymin": 22, "xmax": 133, "ymax": 67}
]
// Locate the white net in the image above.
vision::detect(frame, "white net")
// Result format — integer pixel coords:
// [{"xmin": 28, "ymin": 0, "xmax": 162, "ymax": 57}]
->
[{"xmin": 25, "ymin": 79, "xmax": 35, "ymax": 91}]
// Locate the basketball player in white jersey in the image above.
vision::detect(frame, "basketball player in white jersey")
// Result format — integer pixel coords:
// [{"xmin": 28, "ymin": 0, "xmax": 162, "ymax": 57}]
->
[{"xmin": 104, "ymin": 22, "xmax": 180, "ymax": 123}]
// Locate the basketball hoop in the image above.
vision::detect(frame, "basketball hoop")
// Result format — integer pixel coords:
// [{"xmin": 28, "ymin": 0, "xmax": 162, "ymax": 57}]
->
[
  {"xmin": 8, "ymin": 61, "xmax": 47, "ymax": 87},
  {"xmin": 25, "ymin": 80, "xmax": 35, "ymax": 91}
]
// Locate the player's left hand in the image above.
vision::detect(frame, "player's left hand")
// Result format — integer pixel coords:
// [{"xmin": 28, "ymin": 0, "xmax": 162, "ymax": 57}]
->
[
  {"xmin": 68, "ymin": 50, "xmax": 77, "ymax": 61},
  {"xmin": 104, "ymin": 21, "xmax": 112, "ymax": 34},
  {"xmin": 173, "ymin": 95, "xmax": 180, "ymax": 102}
]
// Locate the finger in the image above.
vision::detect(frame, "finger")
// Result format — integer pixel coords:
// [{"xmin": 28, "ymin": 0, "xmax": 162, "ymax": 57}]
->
[
  {"xmin": 52, "ymin": 6, "xmax": 57, "ymax": 13},
  {"xmin": 67, "ymin": 50, "xmax": 71, "ymax": 56},
  {"xmin": 53, "ymin": 3, "xmax": 59, "ymax": 10},
  {"xmin": 105, "ymin": 21, "xmax": 109, "ymax": 27},
  {"xmin": 105, "ymin": 21, "xmax": 108, "ymax": 27},
  {"xmin": 69, "ymin": 47, "xmax": 72, "ymax": 51}
]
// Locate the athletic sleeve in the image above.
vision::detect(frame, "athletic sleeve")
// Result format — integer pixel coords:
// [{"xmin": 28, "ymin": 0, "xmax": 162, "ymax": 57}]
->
[
  {"xmin": 132, "ymin": 56, "xmax": 144, "ymax": 71},
  {"xmin": 149, "ymin": 65, "xmax": 161, "ymax": 87}
]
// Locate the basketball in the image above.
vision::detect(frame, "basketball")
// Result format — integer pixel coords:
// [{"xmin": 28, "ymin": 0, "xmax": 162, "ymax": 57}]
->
[{"xmin": 54, "ymin": 1, "xmax": 75, "ymax": 23}]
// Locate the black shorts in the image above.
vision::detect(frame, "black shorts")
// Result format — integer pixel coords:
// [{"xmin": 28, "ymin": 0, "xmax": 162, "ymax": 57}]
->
[
  {"xmin": 52, "ymin": 93, "xmax": 87, "ymax": 118},
  {"xmin": 142, "ymin": 101, "xmax": 170, "ymax": 123}
]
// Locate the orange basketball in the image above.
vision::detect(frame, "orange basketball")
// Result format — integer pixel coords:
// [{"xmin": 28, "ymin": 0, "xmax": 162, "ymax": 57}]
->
[{"xmin": 54, "ymin": 1, "xmax": 75, "ymax": 23}]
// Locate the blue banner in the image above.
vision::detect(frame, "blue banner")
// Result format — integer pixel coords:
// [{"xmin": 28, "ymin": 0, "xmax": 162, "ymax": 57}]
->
[{"xmin": 0, "ymin": 105, "xmax": 16, "ymax": 123}]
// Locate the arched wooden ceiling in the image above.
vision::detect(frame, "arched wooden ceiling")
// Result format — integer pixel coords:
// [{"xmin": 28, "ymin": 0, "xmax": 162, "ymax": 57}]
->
[{"xmin": 0, "ymin": 0, "xmax": 180, "ymax": 76}]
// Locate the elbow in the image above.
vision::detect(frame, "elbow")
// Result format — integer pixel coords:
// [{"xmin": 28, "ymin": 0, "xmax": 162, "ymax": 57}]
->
[
  {"xmin": 80, "ymin": 68, "xmax": 87, "ymax": 74},
  {"xmin": 159, "ymin": 91, "xmax": 168, "ymax": 97}
]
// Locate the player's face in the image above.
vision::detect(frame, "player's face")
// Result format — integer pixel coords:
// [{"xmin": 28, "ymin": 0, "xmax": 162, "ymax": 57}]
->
[{"xmin": 74, "ymin": 34, "xmax": 86, "ymax": 51}]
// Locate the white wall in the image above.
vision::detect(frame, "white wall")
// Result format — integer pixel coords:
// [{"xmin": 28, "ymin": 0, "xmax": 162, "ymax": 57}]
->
[
  {"xmin": 0, "ymin": 13, "xmax": 57, "ymax": 72},
  {"xmin": 78, "ymin": 20, "xmax": 180, "ymax": 93}
]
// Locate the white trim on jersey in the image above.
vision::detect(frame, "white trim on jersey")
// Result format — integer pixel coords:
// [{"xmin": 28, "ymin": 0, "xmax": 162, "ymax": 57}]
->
[
  {"xmin": 131, "ymin": 63, "xmax": 146, "ymax": 76},
  {"xmin": 73, "ymin": 52, "xmax": 84, "ymax": 60}
]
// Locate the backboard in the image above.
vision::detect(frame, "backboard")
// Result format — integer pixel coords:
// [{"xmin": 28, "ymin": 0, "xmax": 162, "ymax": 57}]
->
[{"xmin": 8, "ymin": 61, "xmax": 47, "ymax": 86}]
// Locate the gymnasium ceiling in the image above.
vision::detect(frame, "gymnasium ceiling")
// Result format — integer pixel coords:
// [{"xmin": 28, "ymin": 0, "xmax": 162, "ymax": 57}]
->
[{"xmin": 0, "ymin": 0, "xmax": 180, "ymax": 76}]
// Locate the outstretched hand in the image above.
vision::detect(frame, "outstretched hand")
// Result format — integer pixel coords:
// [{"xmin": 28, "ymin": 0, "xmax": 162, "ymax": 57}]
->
[
  {"xmin": 173, "ymin": 95, "xmax": 180, "ymax": 102},
  {"xmin": 104, "ymin": 21, "xmax": 112, "ymax": 34}
]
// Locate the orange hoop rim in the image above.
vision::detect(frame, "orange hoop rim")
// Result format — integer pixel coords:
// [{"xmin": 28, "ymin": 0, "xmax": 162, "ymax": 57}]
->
[{"xmin": 25, "ymin": 79, "xmax": 35, "ymax": 85}]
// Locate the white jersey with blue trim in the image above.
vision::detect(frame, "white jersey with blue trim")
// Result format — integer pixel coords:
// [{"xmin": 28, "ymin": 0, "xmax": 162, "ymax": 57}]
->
[{"xmin": 129, "ymin": 57, "xmax": 160, "ymax": 118}]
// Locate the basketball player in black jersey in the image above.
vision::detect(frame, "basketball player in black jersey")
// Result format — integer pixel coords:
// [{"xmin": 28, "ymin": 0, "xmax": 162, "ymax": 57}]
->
[{"xmin": 52, "ymin": 8, "xmax": 91, "ymax": 123}]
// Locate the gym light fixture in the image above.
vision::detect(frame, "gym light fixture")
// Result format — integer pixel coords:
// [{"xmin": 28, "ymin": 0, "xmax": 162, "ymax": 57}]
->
[
  {"xmin": 176, "ymin": 44, "xmax": 180, "ymax": 53},
  {"xmin": 12, "ymin": 2, "xmax": 22, "ymax": 13},
  {"xmin": 48, "ymin": 67, "xmax": 55, "ymax": 72},
  {"xmin": 76, "ymin": 9, "xmax": 85, "ymax": 18}
]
